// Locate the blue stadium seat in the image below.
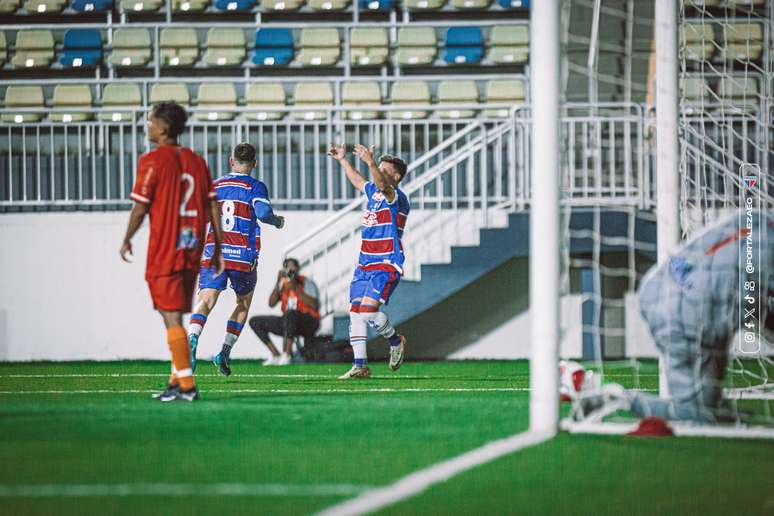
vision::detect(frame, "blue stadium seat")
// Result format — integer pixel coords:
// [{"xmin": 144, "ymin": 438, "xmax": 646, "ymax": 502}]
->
[
  {"xmin": 60, "ymin": 29, "xmax": 103, "ymax": 68},
  {"xmin": 443, "ymin": 27, "xmax": 483, "ymax": 64},
  {"xmin": 358, "ymin": 0, "xmax": 392, "ymax": 9},
  {"xmin": 498, "ymin": 0, "xmax": 528, "ymax": 8},
  {"xmin": 213, "ymin": 0, "xmax": 254, "ymax": 10},
  {"xmin": 252, "ymin": 28, "xmax": 294, "ymax": 66},
  {"xmin": 71, "ymin": 0, "xmax": 112, "ymax": 11}
]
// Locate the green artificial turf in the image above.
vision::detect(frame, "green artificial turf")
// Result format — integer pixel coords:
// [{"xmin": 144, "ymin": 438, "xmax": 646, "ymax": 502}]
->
[{"xmin": 0, "ymin": 360, "xmax": 771, "ymax": 516}]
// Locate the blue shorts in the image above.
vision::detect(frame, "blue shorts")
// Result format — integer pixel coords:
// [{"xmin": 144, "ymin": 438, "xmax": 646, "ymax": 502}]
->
[
  {"xmin": 199, "ymin": 266, "xmax": 257, "ymax": 296},
  {"xmin": 349, "ymin": 267, "xmax": 401, "ymax": 305}
]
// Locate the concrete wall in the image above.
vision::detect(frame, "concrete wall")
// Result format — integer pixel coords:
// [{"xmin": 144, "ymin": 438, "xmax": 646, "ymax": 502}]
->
[{"xmin": 0, "ymin": 211, "xmax": 324, "ymax": 361}]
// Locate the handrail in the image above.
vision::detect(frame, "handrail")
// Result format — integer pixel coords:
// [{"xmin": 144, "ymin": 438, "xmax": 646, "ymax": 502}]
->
[{"xmin": 282, "ymin": 119, "xmax": 485, "ymax": 256}]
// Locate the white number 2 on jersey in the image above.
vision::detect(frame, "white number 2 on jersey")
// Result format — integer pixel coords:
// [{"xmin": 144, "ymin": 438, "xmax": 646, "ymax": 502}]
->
[
  {"xmin": 179, "ymin": 173, "xmax": 198, "ymax": 217},
  {"xmin": 222, "ymin": 200, "xmax": 236, "ymax": 231}
]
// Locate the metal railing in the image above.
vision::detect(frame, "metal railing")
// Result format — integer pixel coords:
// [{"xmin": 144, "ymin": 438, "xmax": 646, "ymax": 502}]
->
[{"xmin": 283, "ymin": 102, "xmax": 654, "ymax": 316}]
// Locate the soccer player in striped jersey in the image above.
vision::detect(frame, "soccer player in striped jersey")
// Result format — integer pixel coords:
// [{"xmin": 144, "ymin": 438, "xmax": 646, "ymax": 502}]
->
[
  {"xmin": 186, "ymin": 143, "xmax": 285, "ymax": 377},
  {"xmin": 328, "ymin": 143, "xmax": 410, "ymax": 379},
  {"xmin": 121, "ymin": 101, "xmax": 224, "ymax": 402}
]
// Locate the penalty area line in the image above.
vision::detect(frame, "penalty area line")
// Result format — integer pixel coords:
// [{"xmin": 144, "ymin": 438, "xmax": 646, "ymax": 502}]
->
[
  {"xmin": 0, "ymin": 483, "xmax": 373, "ymax": 498},
  {"xmin": 315, "ymin": 430, "xmax": 553, "ymax": 516}
]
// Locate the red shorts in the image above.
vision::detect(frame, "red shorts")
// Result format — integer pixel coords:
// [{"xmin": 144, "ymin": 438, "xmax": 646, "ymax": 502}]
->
[{"xmin": 146, "ymin": 270, "xmax": 197, "ymax": 313}]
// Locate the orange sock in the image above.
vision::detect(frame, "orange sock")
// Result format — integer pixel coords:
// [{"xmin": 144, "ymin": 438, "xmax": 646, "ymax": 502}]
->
[{"xmin": 167, "ymin": 326, "xmax": 195, "ymax": 391}]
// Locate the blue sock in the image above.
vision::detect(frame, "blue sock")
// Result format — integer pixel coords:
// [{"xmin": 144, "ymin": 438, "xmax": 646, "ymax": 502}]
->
[
  {"xmin": 354, "ymin": 358, "xmax": 368, "ymax": 367},
  {"xmin": 388, "ymin": 333, "xmax": 401, "ymax": 347}
]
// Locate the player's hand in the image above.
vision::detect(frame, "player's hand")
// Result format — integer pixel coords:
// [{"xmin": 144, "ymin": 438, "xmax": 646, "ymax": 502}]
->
[
  {"xmin": 327, "ymin": 143, "xmax": 346, "ymax": 161},
  {"xmin": 211, "ymin": 248, "xmax": 226, "ymax": 276},
  {"xmin": 275, "ymin": 215, "xmax": 285, "ymax": 229},
  {"xmin": 120, "ymin": 240, "xmax": 133, "ymax": 263},
  {"xmin": 353, "ymin": 144, "xmax": 376, "ymax": 165}
]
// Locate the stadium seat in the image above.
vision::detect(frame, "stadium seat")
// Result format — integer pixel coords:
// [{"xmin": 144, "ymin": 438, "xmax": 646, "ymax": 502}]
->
[
  {"xmin": 483, "ymin": 79, "xmax": 525, "ymax": 117},
  {"xmin": 60, "ymin": 30, "xmax": 103, "ymax": 68},
  {"xmin": 309, "ymin": 0, "xmax": 348, "ymax": 10},
  {"xmin": 11, "ymin": 30, "xmax": 55, "ymax": 69},
  {"xmin": 350, "ymin": 28, "xmax": 388, "ymax": 66},
  {"xmin": 404, "ymin": 0, "xmax": 444, "ymax": 9},
  {"xmin": 435, "ymin": 80, "xmax": 478, "ymax": 118},
  {"xmin": 357, "ymin": 0, "xmax": 392, "ymax": 9},
  {"xmin": 680, "ymin": 23, "xmax": 714, "ymax": 61},
  {"xmin": 680, "ymin": 77, "xmax": 711, "ymax": 114},
  {"xmin": 213, "ymin": 0, "xmax": 255, "ymax": 10},
  {"xmin": 120, "ymin": 0, "xmax": 162, "ymax": 11},
  {"xmin": 252, "ymin": 29, "xmax": 294, "ymax": 66},
  {"xmin": 297, "ymin": 28, "xmax": 340, "ymax": 66},
  {"xmin": 23, "ymin": 0, "xmax": 65, "ymax": 13},
  {"xmin": 497, "ymin": 0, "xmax": 528, "ymax": 7},
  {"xmin": 261, "ymin": 0, "xmax": 303, "ymax": 10},
  {"xmin": 204, "ymin": 28, "xmax": 246, "ymax": 67},
  {"xmin": 451, "ymin": 0, "xmax": 490, "ymax": 8},
  {"xmin": 717, "ymin": 76, "xmax": 759, "ymax": 104},
  {"xmin": 160, "ymin": 28, "xmax": 199, "ymax": 67},
  {"xmin": 50, "ymin": 85, "xmax": 93, "ymax": 123},
  {"xmin": 71, "ymin": 0, "xmax": 113, "ymax": 11},
  {"xmin": 1, "ymin": 85, "xmax": 45, "ymax": 123},
  {"xmin": 195, "ymin": 83, "xmax": 237, "ymax": 121},
  {"xmin": 98, "ymin": 83, "xmax": 142, "ymax": 122},
  {"xmin": 487, "ymin": 25, "xmax": 529, "ymax": 64},
  {"xmin": 292, "ymin": 82, "xmax": 333, "ymax": 121},
  {"xmin": 0, "ymin": 32, "xmax": 6, "ymax": 67},
  {"xmin": 443, "ymin": 27, "xmax": 484, "ymax": 64},
  {"xmin": 245, "ymin": 83, "xmax": 286, "ymax": 120},
  {"xmin": 0, "ymin": 0, "xmax": 20, "ymax": 13},
  {"xmin": 150, "ymin": 83, "xmax": 190, "ymax": 105},
  {"xmin": 720, "ymin": 23, "xmax": 763, "ymax": 61},
  {"xmin": 388, "ymin": 80, "xmax": 430, "ymax": 120},
  {"xmin": 396, "ymin": 27, "xmax": 437, "ymax": 66},
  {"xmin": 172, "ymin": 0, "xmax": 209, "ymax": 11},
  {"xmin": 342, "ymin": 81, "xmax": 381, "ymax": 120},
  {"xmin": 108, "ymin": 28, "xmax": 152, "ymax": 67}
]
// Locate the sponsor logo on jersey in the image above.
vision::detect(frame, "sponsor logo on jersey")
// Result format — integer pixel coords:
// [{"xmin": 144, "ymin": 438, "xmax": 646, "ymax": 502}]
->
[
  {"xmin": 372, "ymin": 192, "xmax": 385, "ymax": 202},
  {"xmin": 362, "ymin": 211, "xmax": 378, "ymax": 227}
]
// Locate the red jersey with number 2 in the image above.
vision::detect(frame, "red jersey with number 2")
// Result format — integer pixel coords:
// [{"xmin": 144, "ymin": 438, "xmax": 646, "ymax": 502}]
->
[{"xmin": 130, "ymin": 145, "xmax": 216, "ymax": 279}]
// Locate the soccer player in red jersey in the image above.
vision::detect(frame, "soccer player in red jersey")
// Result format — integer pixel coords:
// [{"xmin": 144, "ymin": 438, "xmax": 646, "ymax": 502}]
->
[{"xmin": 120, "ymin": 101, "xmax": 224, "ymax": 402}]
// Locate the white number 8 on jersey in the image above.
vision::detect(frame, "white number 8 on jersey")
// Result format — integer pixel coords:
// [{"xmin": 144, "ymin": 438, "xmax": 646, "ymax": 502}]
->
[{"xmin": 222, "ymin": 200, "xmax": 236, "ymax": 231}]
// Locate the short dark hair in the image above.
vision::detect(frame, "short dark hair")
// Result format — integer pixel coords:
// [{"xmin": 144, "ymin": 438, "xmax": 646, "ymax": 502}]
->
[
  {"xmin": 232, "ymin": 142, "xmax": 256, "ymax": 166},
  {"xmin": 379, "ymin": 154, "xmax": 408, "ymax": 180},
  {"xmin": 283, "ymin": 257, "xmax": 300, "ymax": 269},
  {"xmin": 151, "ymin": 101, "xmax": 187, "ymax": 139}
]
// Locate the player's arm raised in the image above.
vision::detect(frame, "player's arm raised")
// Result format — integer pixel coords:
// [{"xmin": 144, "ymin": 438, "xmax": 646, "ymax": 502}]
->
[
  {"xmin": 353, "ymin": 144, "xmax": 395, "ymax": 203},
  {"xmin": 328, "ymin": 143, "xmax": 366, "ymax": 193}
]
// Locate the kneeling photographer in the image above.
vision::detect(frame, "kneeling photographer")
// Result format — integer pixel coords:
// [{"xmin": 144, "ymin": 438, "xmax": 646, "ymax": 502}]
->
[{"xmin": 249, "ymin": 258, "xmax": 320, "ymax": 366}]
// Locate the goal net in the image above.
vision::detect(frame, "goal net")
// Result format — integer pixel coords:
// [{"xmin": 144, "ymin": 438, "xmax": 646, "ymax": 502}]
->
[{"xmin": 559, "ymin": 0, "xmax": 773, "ymax": 437}]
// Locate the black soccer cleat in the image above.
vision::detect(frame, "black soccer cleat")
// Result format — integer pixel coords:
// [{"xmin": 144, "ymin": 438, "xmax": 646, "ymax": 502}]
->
[
  {"xmin": 213, "ymin": 351, "xmax": 232, "ymax": 377},
  {"xmin": 160, "ymin": 387, "xmax": 200, "ymax": 402},
  {"xmin": 152, "ymin": 384, "xmax": 180, "ymax": 400}
]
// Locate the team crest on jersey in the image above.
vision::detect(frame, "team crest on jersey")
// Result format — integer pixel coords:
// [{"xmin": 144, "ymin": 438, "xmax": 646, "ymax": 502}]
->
[
  {"xmin": 362, "ymin": 211, "xmax": 378, "ymax": 227},
  {"xmin": 372, "ymin": 191, "xmax": 385, "ymax": 202}
]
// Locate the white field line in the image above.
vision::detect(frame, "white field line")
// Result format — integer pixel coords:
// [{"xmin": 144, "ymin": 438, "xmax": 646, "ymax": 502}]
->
[
  {"xmin": 0, "ymin": 483, "xmax": 372, "ymax": 498},
  {"xmin": 0, "ymin": 373, "xmax": 661, "ymax": 379},
  {"xmin": 0, "ymin": 387, "xmax": 534, "ymax": 395},
  {"xmin": 561, "ymin": 419, "xmax": 774, "ymax": 440},
  {"xmin": 316, "ymin": 430, "xmax": 554, "ymax": 516}
]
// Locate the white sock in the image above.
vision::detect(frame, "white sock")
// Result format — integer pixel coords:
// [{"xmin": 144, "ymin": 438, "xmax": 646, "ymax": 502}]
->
[
  {"xmin": 223, "ymin": 332, "xmax": 238, "ymax": 350},
  {"xmin": 350, "ymin": 312, "xmax": 369, "ymax": 366}
]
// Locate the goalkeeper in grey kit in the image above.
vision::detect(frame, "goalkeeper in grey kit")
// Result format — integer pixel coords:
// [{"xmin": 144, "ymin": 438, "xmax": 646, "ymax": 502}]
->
[{"xmin": 582, "ymin": 209, "xmax": 774, "ymax": 423}]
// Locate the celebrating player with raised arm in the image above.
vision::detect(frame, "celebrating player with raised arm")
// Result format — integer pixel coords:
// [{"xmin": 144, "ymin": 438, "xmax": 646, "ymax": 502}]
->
[
  {"xmin": 328, "ymin": 143, "xmax": 410, "ymax": 379},
  {"xmin": 120, "ymin": 101, "xmax": 224, "ymax": 402},
  {"xmin": 186, "ymin": 142, "xmax": 285, "ymax": 377}
]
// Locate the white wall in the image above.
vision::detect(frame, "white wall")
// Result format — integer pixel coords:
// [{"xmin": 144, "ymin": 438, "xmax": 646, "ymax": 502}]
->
[{"xmin": 0, "ymin": 211, "xmax": 325, "ymax": 361}]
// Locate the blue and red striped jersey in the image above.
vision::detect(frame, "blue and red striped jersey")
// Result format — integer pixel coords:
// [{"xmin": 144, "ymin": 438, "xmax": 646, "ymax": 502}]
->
[
  {"xmin": 202, "ymin": 172, "xmax": 275, "ymax": 272},
  {"xmin": 358, "ymin": 181, "xmax": 410, "ymax": 273}
]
